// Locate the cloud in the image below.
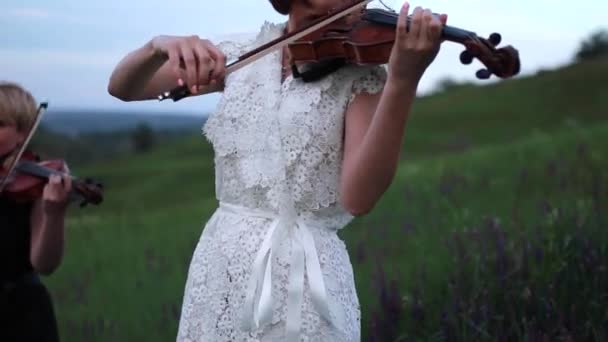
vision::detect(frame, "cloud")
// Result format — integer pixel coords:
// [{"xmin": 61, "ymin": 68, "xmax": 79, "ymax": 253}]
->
[
  {"xmin": 0, "ymin": 7, "xmax": 94, "ymax": 27},
  {"xmin": 2, "ymin": 7, "xmax": 51, "ymax": 19},
  {"xmin": 0, "ymin": 48, "xmax": 124, "ymax": 68}
]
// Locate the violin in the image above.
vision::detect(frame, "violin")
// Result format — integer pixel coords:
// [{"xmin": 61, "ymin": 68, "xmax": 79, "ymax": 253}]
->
[
  {"xmin": 288, "ymin": 8, "xmax": 520, "ymax": 82},
  {"xmin": 0, "ymin": 150, "xmax": 104, "ymax": 207},
  {"xmin": 0, "ymin": 101, "xmax": 104, "ymax": 207},
  {"xmin": 158, "ymin": 0, "xmax": 520, "ymax": 102}
]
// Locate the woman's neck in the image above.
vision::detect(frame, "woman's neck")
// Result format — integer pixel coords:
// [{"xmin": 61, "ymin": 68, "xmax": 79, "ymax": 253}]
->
[
  {"xmin": 286, "ymin": 14, "xmax": 304, "ymax": 33},
  {"xmin": 1, "ymin": 144, "xmax": 21, "ymax": 169},
  {"xmin": 286, "ymin": 0, "xmax": 328, "ymax": 33}
]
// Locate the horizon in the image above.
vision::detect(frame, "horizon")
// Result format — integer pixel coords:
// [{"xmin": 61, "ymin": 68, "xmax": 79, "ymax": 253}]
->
[{"xmin": 42, "ymin": 105, "xmax": 208, "ymax": 117}]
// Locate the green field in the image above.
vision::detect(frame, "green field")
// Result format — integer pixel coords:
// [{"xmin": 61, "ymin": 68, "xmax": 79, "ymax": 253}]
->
[{"xmin": 45, "ymin": 57, "xmax": 608, "ymax": 341}]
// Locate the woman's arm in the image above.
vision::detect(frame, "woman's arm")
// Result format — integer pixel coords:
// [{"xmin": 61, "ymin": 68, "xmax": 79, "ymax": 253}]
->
[
  {"xmin": 107, "ymin": 35, "xmax": 227, "ymax": 101},
  {"xmin": 340, "ymin": 77, "xmax": 417, "ymax": 216},
  {"xmin": 339, "ymin": 4, "xmax": 446, "ymax": 216},
  {"xmin": 29, "ymin": 173, "xmax": 71, "ymax": 275}
]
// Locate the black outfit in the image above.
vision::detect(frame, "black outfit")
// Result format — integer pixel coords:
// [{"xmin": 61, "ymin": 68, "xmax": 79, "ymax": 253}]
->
[{"xmin": 1, "ymin": 195, "xmax": 60, "ymax": 342}]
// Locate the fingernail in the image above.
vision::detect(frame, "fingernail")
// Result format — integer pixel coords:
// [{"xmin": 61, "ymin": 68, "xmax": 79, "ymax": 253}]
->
[
  {"xmin": 191, "ymin": 85, "xmax": 197, "ymax": 93},
  {"xmin": 178, "ymin": 78, "xmax": 184, "ymax": 86}
]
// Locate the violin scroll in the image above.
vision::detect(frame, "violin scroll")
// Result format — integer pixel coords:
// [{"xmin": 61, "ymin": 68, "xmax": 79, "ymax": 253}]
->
[
  {"xmin": 459, "ymin": 32, "xmax": 520, "ymax": 80},
  {"xmin": 72, "ymin": 176, "xmax": 104, "ymax": 207}
]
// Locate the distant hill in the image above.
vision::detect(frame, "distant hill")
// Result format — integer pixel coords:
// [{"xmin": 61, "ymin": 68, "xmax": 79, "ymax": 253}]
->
[
  {"xmin": 49, "ymin": 58, "xmax": 608, "ymax": 342},
  {"xmin": 41, "ymin": 109, "xmax": 208, "ymax": 136}
]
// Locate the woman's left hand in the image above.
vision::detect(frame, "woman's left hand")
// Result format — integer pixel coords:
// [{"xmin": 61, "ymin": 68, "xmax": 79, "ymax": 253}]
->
[
  {"xmin": 42, "ymin": 170, "xmax": 72, "ymax": 215},
  {"xmin": 388, "ymin": 2, "xmax": 448, "ymax": 84}
]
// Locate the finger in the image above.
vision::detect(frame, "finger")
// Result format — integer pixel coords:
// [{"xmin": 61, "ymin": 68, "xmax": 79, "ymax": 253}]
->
[
  {"xmin": 49, "ymin": 174, "xmax": 61, "ymax": 186},
  {"xmin": 421, "ymin": 9, "xmax": 432, "ymax": 41},
  {"xmin": 410, "ymin": 6, "xmax": 423, "ymax": 41},
  {"xmin": 167, "ymin": 48, "xmax": 184, "ymax": 86},
  {"xmin": 422, "ymin": 9, "xmax": 434, "ymax": 43},
  {"xmin": 62, "ymin": 174, "xmax": 72, "ymax": 193},
  {"xmin": 179, "ymin": 42, "xmax": 198, "ymax": 93},
  {"xmin": 43, "ymin": 175, "xmax": 60, "ymax": 197},
  {"xmin": 61, "ymin": 162, "xmax": 71, "ymax": 174},
  {"xmin": 435, "ymin": 13, "xmax": 447, "ymax": 42},
  {"xmin": 205, "ymin": 41, "xmax": 227, "ymax": 81},
  {"xmin": 192, "ymin": 44, "xmax": 213, "ymax": 87},
  {"xmin": 431, "ymin": 17, "xmax": 443, "ymax": 41},
  {"xmin": 396, "ymin": 2, "xmax": 410, "ymax": 41}
]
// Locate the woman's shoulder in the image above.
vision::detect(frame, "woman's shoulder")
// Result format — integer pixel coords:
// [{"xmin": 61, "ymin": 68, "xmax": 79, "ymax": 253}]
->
[
  {"xmin": 342, "ymin": 63, "xmax": 388, "ymax": 79},
  {"xmin": 213, "ymin": 21, "xmax": 286, "ymax": 61},
  {"xmin": 213, "ymin": 34, "xmax": 255, "ymax": 61},
  {"xmin": 316, "ymin": 63, "xmax": 387, "ymax": 97}
]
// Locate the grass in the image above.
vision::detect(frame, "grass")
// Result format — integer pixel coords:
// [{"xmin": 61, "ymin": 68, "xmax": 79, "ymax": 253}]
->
[
  {"xmin": 44, "ymin": 57, "xmax": 608, "ymax": 341},
  {"xmin": 353, "ymin": 123, "xmax": 607, "ymax": 340}
]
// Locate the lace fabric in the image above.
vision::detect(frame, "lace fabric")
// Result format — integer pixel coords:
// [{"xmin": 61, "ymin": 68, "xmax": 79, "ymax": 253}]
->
[{"xmin": 178, "ymin": 20, "xmax": 387, "ymax": 342}]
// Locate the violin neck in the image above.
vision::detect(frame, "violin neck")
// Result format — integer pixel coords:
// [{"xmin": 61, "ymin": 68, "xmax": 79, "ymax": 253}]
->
[
  {"xmin": 16, "ymin": 160, "xmax": 52, "ymax": 179},
  {"xmin": 14, "ymin": 158, "xmax": 103, "ymax": 206},
  {"xmin": 16, "ymin": 160, "xmax": 76, "ymax": 182},
  {"xmin": 441, "ymin": 25, "xmax": 478, "ymax": 44},
  {"xmin": 363, "ymin": 8, "xmax": 477, "ymax": 44}
]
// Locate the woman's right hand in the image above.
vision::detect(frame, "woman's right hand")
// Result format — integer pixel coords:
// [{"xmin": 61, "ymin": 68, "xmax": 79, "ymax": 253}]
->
[{"xmin": 150, "ymin": 35, "xmax": 227, "ymax": 95}]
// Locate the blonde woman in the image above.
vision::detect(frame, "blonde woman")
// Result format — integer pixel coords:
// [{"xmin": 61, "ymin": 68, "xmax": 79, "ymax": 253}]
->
[{"xmin": 0, "ymin": 82, "xmax": 72, "ymax": 342}]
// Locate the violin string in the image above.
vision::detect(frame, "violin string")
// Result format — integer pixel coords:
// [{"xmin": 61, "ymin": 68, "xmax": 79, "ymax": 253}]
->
[
  {"xmin": 381, "ymin": 10, "xmax": 484, "ymax": 48},
  {"xmin": 377, "ymin": 0, "xmax": 396, "ymax": 12},
  {"xmin": 376, "ymin": 9, "xmax": 491, "ymax": 71},
  {"xmin": 362, "ymin": 4, "xmax": 488, "ymax": 49}
]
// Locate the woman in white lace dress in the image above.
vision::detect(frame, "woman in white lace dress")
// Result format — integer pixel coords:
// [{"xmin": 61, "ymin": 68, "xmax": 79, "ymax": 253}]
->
[{"xmin": 108, "ymin": 0, "xmax": 446, "ymax": 340}]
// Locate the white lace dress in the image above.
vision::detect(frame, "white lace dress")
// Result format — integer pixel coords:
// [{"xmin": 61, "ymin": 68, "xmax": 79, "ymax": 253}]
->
[{"xmin": 176, "ymin": 21, "xmax": 387, "ymax": 342}]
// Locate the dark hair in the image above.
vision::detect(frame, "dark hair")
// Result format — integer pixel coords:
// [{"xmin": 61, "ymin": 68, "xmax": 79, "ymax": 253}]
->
[{"xmin": 269, "ymin": 0, "xmax": 291, "ymax": 15}]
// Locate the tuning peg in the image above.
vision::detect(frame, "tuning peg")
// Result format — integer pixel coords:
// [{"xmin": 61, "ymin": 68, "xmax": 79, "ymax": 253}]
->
[
  {"xmin": 476, "ymin": 69, "xmax": 493, "ymax": 79},
  {"xmin": 489, "ymin": 33, "xmax": 502, "ymax": 46},
  {"xmin": 459, "ymin": 50, "xmax": 474, "ymax": 65}
]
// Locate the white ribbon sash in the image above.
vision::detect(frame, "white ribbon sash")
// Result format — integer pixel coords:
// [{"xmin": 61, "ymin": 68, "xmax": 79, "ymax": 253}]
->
[{"xmin": 218, "ymin": 202, "xmax": 333, "ymax": 341}]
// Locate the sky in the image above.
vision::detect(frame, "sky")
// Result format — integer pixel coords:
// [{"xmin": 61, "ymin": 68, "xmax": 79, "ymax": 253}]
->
[{"xmin": 1, "ymin": 0, "xmax": 606, "ymax": 116}]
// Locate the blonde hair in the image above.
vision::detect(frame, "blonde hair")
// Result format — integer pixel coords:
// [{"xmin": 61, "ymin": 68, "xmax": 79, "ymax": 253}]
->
[
  {"xmin": 0, "ymin": 82, "xmax": 39, "ymax": 168},
  {"xmin": 0, "ymin": 82, "xmax": 38, "ymax": 133}
]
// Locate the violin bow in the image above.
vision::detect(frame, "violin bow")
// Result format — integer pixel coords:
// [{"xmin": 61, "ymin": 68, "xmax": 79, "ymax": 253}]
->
[
  {"xmin": 0, "ymin": 102, "xmax": 48, "ymax": 193},
  {"xmin": 159, "ymin": 0, "xmax": 373, "ymax": 101}
]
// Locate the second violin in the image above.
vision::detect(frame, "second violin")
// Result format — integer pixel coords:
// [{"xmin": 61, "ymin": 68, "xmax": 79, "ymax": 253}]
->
[
  {"xmin": 0, "ymin": 150, "xmax": 104, "ymax": 207},
  {"xmin": 0, "ymin": 102, "xmax": 104, "ymax": 207}
]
